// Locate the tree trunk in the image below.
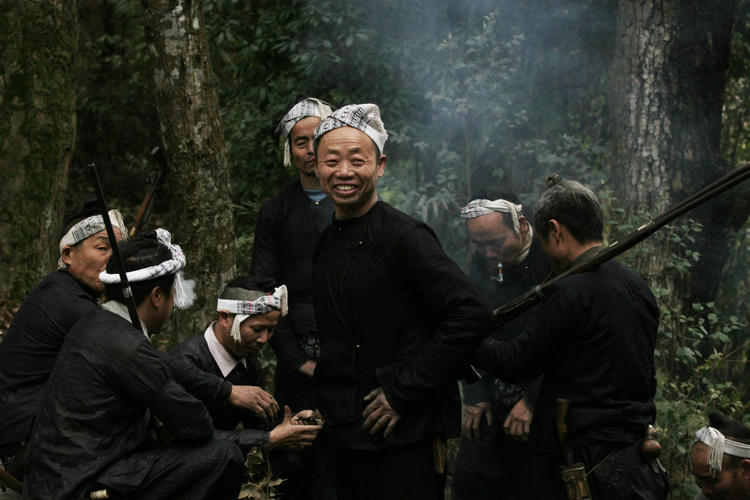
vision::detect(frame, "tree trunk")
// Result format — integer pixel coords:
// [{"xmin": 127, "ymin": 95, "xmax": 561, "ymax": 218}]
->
[
  {"xmin": 141, "ymin": 0, "xmax": 236, "ymax": 342},
  {"xmin": 0, "ymin": 0, "xmax": 78, "ymax": 301},
  {"xmin": 607, "ymin": 0, "xmax": 749, "ymax": 306}
]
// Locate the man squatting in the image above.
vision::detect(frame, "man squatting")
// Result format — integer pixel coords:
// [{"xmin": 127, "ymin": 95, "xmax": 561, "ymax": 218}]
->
[
  {"xmin": 0, "ymin": 200, "xmax": 127, "ymax": 474},
  {"xmin": 473, "ymin": 175, "xmax": 670, "ymax": 499},
  {"xmin": 452, "ymin": 188, "xmax": 552, "ymax": 500},
  {"xmin": 21, "ymin": 229, "xmax": 320, "ymax": 499},
  {"xmin": 251, "ymin": 96, "xmax": 337, "ymax": 497},
  {"xmin": 0, "ymin": 201, "xmax": 293, "ymax": 483},
  {"xmin": 310, "ymin": 103, "xmax": 495, "ymax": 499},
  {"xmin": 166, "ymin": 275, "xmax": 323, "ymax": 499}
]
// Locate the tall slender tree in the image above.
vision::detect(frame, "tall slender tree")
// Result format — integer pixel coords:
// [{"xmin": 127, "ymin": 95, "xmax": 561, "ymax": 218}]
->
[
  {"xmin": 141, "ymin": 0, "xmax": 236, "ymax": 340},
  {"xmin": 607, "ymin": 0, "xmax": 750, "ymax": 306},
  {"xmin": 0, "ymin": 0, "xmax": 79, "ymax": 301}
]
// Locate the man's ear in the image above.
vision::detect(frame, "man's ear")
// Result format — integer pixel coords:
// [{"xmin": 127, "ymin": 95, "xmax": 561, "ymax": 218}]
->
[
  {"xmin": 547, "ymin": 219, "xmax": 562, "ymax": 242},
  {"xmin": 150, "ymin": 286, "xmax": 163, "ymax": 307},
  {"xmin": 218, "ymin": 310, "xmax": 232, "ymax": 328},
  {"xmin": 60, "ymin": 245, "xmax": 74, "ymax": 266},
  {"xmin": 740, "ymin": 458, "xmax": 750, "ymax": 479},
  {"xmin": 377, "ymin": 154, "xmax": 387, "ymax": 178}
]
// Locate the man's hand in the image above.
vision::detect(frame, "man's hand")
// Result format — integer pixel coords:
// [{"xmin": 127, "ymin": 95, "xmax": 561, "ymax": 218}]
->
[
  {"xmin": 462, "ymin": 401, "xmax": 492, "ymax": 440},
  {"xmin": 298, "ymin": 360, "xmax": 317, "ymax": 378},
  {"xmin": 269, "ymin": 406, "xmax": 322, "ymax": 451},
  {"xmin": 503, "ymin": 398, "xmax": 532, "ymax": 441},
  {"xmin": 362, "ymin": 387, "xmax": 401, "ymax": 438},
  {"xmin": 227, "ymin": 385, "xmax": 279, "ymax": 422}
]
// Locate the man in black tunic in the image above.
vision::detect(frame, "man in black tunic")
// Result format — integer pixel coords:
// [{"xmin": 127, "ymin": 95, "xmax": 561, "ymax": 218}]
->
[
  {"xmin": 166, "ymin": 275, "xmax": 323, "ymax": 499},
  {"xmin": 311, "ymin": 103, "xmax": 495, "ymax": 499},
  {"xmin": 473, "ymin": 176, "xmax": 670, "ymax": 499},
  {"xmin": 251, "ymin": 96, "xmax": 336, "ymax": 499},
  {"xmin": 23, "ymin": 230, "xmax": 250, "ymax": 500},
  {"xmin": 0, "ymin": 200, "xmax": 127, "ymax": 466},
  {"xmin": 452, "ymin": 189, "xmax": 552, "ymax": 500}
]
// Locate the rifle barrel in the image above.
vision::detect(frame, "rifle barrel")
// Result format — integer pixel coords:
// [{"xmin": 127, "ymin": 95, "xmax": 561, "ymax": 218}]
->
[{"xmin": 493, "ymin": 163, "xmax": 750, "ymax": 326}]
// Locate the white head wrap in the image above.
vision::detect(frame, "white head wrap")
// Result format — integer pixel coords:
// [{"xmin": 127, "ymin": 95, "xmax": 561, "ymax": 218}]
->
[
  {"xmin": 313, "ymin": 103, "xmax": 388, "ymax": 155},
  {"xmin": 695, "ymin": 426, "xmax": 750, "ymax": 474},
  {"xmin": 278, "ymin": 98, "xmax": 333, "ymax": 167},
  {"xmin": 99, "ymin": 228, "xmax": 190, "ymax": 309},
  {"xmin": 58, "ymin": 210, "xmax": 128, "ymax": 270},
  {"xmin": 217, "ymin": 285, "xmax": 289, "ymax": 342},
  {"xmin": 460, "ymin": 199, "xmax": 524, "ymax": 234}
]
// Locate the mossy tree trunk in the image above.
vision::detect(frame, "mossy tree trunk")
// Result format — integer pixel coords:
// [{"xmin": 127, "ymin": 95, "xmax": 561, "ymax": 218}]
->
[
  {"xmin": 141, "ymin": 0, "xmax": 236, "ymax": 341},
  {"xmin": 607, "ymin": 0, "xmax": 750, "ymax": 307},
  {"xmin": 0, "ymin": 0, "xmax": 79, "ymax": 301}
]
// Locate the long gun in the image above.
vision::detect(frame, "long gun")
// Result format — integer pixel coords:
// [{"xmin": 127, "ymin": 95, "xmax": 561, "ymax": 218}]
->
[
  {"xmin": 88, "ymin": 163, "xmax": 142, "ymax": 333},
  {"xmin": 494, "ymin": 162, "xmax": 750, "ymax": 326}
]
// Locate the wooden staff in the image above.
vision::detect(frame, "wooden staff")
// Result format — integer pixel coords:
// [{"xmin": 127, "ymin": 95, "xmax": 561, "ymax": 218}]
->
[{"xmin": 494, "ymin": 163, "xmax": 750, "ymax": 327}]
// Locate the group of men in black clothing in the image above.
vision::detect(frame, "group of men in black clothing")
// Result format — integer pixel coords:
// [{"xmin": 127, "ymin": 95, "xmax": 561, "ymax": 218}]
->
[{"xmin": 0, "ymin": 97, "xmax": 676, "ymax": 499}]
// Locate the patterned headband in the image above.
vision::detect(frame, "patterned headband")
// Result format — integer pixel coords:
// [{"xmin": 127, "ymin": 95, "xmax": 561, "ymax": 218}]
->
[
  {"xmin": 460, "ymin": 199, "xmax": 524, "ymax": 234},
  {"xmin": 217, "ymin": 285, "xmax": 289, "ymax": 342},
  {"xmin": 99, "ymin": 228, "xmax": 190, "ymax": 309},
  {"xmin": 695, "ymin": 426, "xmax": 750, "ymax": 474},
  {"xmin": 278, "ymin": 98, "xmax": 333, "ymax": 167},
  {"xmin": 58, "ymin": 210, "xmax": 128, "ymax": 270},
  {"xmin": 314, "ymin": 103, "xmax": 388, "ymax": 154}
]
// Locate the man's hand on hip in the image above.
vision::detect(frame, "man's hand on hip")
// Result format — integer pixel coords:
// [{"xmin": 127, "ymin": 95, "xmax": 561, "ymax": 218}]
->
[
  {"xmin": 462, "ymin": 401, "xmax": 492, "ymax": 440},
  {"xmin": 362, "ymin": 387, "xmax": 401, "ymax": 438},
  {"xmin": 504, "ymin": 397, "xmax": 532, "ymax": 441}
]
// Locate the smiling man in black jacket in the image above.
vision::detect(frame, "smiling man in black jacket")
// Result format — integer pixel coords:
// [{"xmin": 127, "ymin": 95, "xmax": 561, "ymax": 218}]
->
[{"xmin": 311, "ymin": 103, "xmax": 494, "ymax": 499}]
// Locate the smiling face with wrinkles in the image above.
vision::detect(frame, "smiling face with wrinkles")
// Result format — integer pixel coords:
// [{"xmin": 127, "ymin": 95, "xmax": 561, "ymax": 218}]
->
[{"xmin": 314, "ymin": 127, "xmax": 386, "ymax": 218}]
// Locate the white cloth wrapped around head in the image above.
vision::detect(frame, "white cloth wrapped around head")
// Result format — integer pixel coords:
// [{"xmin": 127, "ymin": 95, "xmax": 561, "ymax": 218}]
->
[
  {"xmin": 695, "ymin": 426, "xmax": 750, "ymax": 474},
  {"xmin": 58, "ymin": 210, "xmax": 128, "ymax": 270},
  {"xmin": 99, "ymin": 228, "xmax": 190, "ymax": 309},
  {"xmin": 313, "ymin": 103, "xmax": 388, "ymax": 155},
  {"xmin": 278, "ymin": 98, "xmax": 333, "ymax": 167},
  {"xmin": 217, "ymin": 285, "xmax": 289, "ymax": 342},
  {"xmin": 460, "ymin": 199, "xmax": 524, "ymax": 234}
]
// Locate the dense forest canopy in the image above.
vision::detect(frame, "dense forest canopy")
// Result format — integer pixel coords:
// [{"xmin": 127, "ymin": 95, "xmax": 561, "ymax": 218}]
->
[{"xmin": 2, "ymin": 1, "xmax": 750, "ymax": 496}]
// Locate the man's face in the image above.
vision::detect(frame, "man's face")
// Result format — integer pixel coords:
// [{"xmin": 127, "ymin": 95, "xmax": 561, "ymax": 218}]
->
[
  {"xmin": 290, "ymin": 116, "xmax": 321, "ymax": 180},
  {"xmin": 62, "ymin": 228, "xmax": 123, "ymax": 293},
  {"xmin": 466, "ymin": 212, "xmax": 527, "ymax": 270},
  {"xmin": 691, "ymin": 443, "xmax": 750, "ymax": 500},
  {"xmin": 227, "ymin": 310, "xmax": 280, "ymax": 359},
  {"xmin": 314, "ymin": 127, "xmax": 385, "ymax": 218}
]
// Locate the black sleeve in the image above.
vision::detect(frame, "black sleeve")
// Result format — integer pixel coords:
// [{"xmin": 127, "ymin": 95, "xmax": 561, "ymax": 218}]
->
[
  {"xmin": 162, "ymin": 347, "xmax": 227, "ymax": 403},
  {"xmin": 472, "ymin": 283, "xmax": 580, "ymax": 383},
  {"xmin": 268, "ymin": 317, "xmax": 309, "ymax": 375},
  {"xmin": 120, "ymin": 340, "xmax": 215, "ymax": 443},
  {"xmin": 250, "ymin": 198, "xmax": 281, "ymax": 280},
  {"xmin": 377, "ymin": 225, "xmax": 495, "ymax": 415}
]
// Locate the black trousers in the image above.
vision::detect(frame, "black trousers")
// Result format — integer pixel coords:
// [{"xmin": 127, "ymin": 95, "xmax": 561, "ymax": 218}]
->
[
  {"xmin": 93, "ymin": 439, "xmax": 245, "ymax": 500},
  {"xmin": 524, "ymin": 442, "xmax": 670, "ymax": 500},
  {"xmin": 332, "ymin": 440, "xmax": 446, "ymax": 500},
  {"xmin": 452, "ymin": 405, "xmax": 527, "ymax": 500}
]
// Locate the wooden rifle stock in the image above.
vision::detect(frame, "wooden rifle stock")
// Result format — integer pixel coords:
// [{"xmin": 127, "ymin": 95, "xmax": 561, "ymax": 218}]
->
[
  {"xmin": 494, "ymin": 163, "xmax": 750, "ymax": 327},
  {"xmin": 130, "ymin": 147, "xmax": 168, "ymax": 238}
]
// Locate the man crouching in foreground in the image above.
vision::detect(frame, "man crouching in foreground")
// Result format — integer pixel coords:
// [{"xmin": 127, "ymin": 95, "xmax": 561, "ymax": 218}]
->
[
  {"xmin": 166, "ymin": 275, "xmax": 322, "ymax": 499},
  {"xmin": 23, "ymin": 229, "xmax": 245, "ymax": 500}
]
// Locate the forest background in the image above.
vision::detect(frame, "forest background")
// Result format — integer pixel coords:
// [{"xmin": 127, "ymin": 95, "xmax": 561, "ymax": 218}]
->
[{"xmin": 2, "ymin": 0, "xmax": 750, "ymax": 497}]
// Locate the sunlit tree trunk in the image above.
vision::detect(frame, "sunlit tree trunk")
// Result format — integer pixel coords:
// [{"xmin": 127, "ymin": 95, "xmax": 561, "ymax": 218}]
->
[
  {"xmin": 607, "ymin": 0, "xmax": 749, "ymax": 306},
  {"xmin": 0, "ymin": 0, "xmax": 78, "ymax": 302},
  {"xmin": 141, "ymin": 0, "xmax": 236, "ymax": 341}
]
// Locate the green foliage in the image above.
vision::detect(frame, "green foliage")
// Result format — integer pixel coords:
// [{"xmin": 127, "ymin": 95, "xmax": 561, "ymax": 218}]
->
[{"xmin": 607, "ymin": 209, "xmax": 750, "ymax": 498}]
